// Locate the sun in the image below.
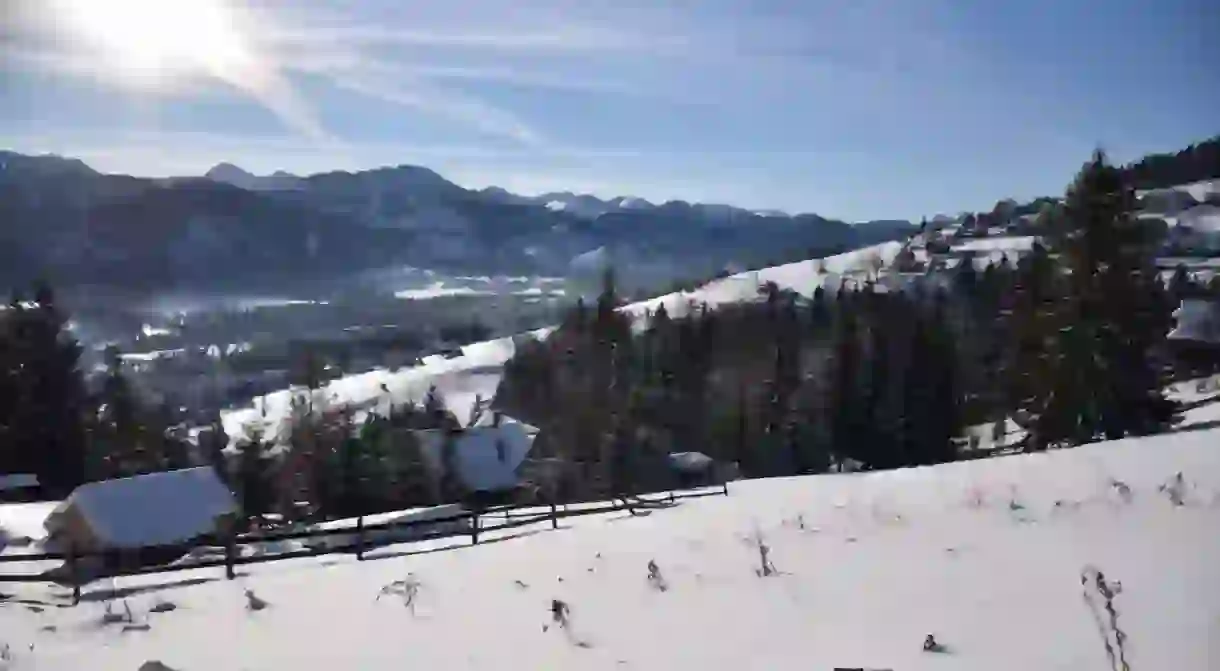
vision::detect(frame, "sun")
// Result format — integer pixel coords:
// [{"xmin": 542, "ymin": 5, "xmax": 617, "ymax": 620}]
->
[{"xmin": 51, "ymin": 0, "xmax": 253, "ymax": 87}]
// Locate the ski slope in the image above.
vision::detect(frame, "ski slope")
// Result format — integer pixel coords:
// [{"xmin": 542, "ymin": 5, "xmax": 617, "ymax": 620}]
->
[{"xmin": 2, "ymin": 424, "xmax": 1219, "ymax": 670}]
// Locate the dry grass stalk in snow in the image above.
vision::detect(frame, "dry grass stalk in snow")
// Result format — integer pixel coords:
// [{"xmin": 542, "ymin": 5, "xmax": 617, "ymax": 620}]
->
[
  {"xmin": 544, "ymin": 599, "xmax": 592, "ymax": 648},
  {"xmin": 1110, "ymin": 478, "xmax": 1134, "ymax": 504},
  {"xmin": 100, "ymin": 599, "xmax": 135, "ymax": 626},
  {"xmin": 646, "ymin": 559, "xmax": 668, "ymax": 592},
  {"xmin": 376, "ymin": 574, "xmax": 421, "ymax": 614},
  {"xmin": 244, "ymin": 589, "xmax": 269, "ymax": 612},
  {"xmin": 749, "ymin": 529, "xmax": 777, "ymax": 577},
  {"xmin": 1160, "ymin": 472, "xmax": 1187, "ymax": 506},
  {"xmin": 1082, "ymin": 566, "xmax": 1131, "ymax": 671}
]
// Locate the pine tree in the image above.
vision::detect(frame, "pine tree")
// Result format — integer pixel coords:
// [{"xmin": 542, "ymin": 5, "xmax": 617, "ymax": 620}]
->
[
  {"xmin": 908, "ymin": 293, "xmax": 964, "ymax": 464},
  {"xmin": 235, "ymin": 429, "xmax": 275, "ymax": 521},
  {"xmin": 809, "ymin": 285, "xmax": 831, "ymax": 336},
  {"xmin": 422, "ymin": 385, "xmax": 449, "ymax": 428},
  {"xmin": 826, "ymin": 294, "xmax": 863, "ymax": 467},
  {"xmin": 1, "ymin": 284, "xmax": 89, "ymax": 495},
  {"xmin": 1168, "ymin": 264, "xmax": 1193, "ymax": 301},
  {"xmin": 1006, "ymin": 241, "xmax": 1063, "ymax": 450},
  {"xmin": 203, "ymin": 412, "xmax": 230, "ymax": 485},
  {"xmin": 95, "ymin": 346, "xmax": 156, "ymax": 477},
  {"xmin": 1030, "ymin": 150, "xmax": 1178, "ymax": 447}
]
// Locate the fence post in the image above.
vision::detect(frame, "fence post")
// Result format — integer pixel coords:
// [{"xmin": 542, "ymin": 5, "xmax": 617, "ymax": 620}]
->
[
  {"xmin": 224, "ymin": 524, "xmax": 236, "ymax": 580},
  {"xmin": 68, "ymin": 545, "xmax": 80, "ymax": 606},
  {"xmin": 549, "ymin": 501, "xmax": 558, "ymax": 530},
  {"xmin": 470, "ymin": 508, "xmax": 479, "ymax": 545},
  {"xmin": 356, "ymin": 515, "xmax": 365, "ymax": 561}
]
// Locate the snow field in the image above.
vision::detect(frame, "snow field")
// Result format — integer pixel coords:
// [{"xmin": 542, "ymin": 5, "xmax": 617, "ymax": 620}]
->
[{"xmin": 2, "ymin": 426, "xmax": 1219, "ymax": 670}]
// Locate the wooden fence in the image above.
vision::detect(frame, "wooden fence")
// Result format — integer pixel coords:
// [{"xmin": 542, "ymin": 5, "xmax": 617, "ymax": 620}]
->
[{"xmin": 0, "ymin": 483, "xmax": 728, "ymax": 605}]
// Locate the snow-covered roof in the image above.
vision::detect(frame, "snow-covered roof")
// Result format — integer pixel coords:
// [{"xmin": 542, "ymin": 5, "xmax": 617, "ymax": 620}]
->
[
  {"xmin": 47, "ymin": 467, "xmax": 237, "ymax": 549},
  {"xmin": 0, "ymin": 474, "xmax": 38, "ymax": 491},
  {"xmin": 0, "ymin": 500, "xmax": 59, "ymax": 551},
  {"xmin": 1170, "ymin": 298, "xmax": 1220, "ymax": 343},
  {"xmin": 412, "ymin": 415, "xmax": 537, "ymax": 492},
  {"xmin": 950, "ymin": 236, "xmax": 1037, "ymax": 254},
  {"xmin": 1178, "ymin": 204, "xmax": 1220, "ymax": 232},
  {"xmin": 668, "ymin": 452, "xmax": 714, "ymax": 473}
]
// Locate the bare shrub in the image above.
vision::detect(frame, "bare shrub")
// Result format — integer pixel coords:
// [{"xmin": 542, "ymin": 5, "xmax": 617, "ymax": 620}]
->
[{"xmin": 377, "ymin": 574, "xmax": 421, "ymax": 614}]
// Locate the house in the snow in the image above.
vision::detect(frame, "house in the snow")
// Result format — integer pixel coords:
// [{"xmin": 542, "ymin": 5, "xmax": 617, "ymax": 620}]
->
[
  {"xmin": 0, "ymin": 473, "xmax": 40, "ymax": 503},
  {"xmin": 1169, "ymin": 205, "xmax": 1220, "ymax": 254},
  {"xmin": 667, "ymin": 452, "xmax": 738, "ymax": 489},
  {"xmin": 406, "ymin": 408, "xmax": 540, "ymax": 506},
  {"xmin": 1168, "ymin": 297, "xmax": 1220, "ymax": 375},
  {"xmin": 42, "ymin": 467, "xmax": 237, "ymax": 582}
]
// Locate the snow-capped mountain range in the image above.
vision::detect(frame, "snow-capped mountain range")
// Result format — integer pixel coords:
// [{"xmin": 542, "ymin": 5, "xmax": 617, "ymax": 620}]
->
[
  {"xmin": 204, "ymin": 163, "xmax": 783, "ymax": 223},
  {"xmin": 0, "ymin": 151, "xmax": 914, "ymax": 293}
]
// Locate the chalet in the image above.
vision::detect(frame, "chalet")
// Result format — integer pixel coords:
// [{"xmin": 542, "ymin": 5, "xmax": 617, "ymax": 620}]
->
[
  {"xmin": 1168, "ymin": 297, "xmax": 1220, "ymax": 376},
  {"xmin": 406, "ymin": 410, "xmax": 540, "ymax": 504},
  {"xmin": 43, "ymin": 467, "xmax": 237, "ymax": 582}
]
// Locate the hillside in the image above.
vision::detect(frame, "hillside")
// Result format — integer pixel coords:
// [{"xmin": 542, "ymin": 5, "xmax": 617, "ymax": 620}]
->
[{"xmin": 2, "ymin": 423, "xmax": 1218, "ymax": 669}]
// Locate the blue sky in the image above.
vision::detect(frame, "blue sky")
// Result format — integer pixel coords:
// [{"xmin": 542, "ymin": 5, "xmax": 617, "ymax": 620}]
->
[{"xmin": 1, "ymin": 0, "xmax": 1216, "ymax": 221}]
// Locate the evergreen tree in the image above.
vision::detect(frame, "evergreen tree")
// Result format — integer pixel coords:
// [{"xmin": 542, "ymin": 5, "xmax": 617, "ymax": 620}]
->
[
  {"xmin": 826, "ymin": 294, "xmax": 863, "ymax": 466},
  {"xmin": 203, "ymin": 411, "xmax": 230, "ymax": 485},
  {"xmin": 1168, "ymin": 264, "xmax": 1193, "ymax": 301},
  {"xmin": 905, "ymin": 293, "xmax": 964, "ymax": 465},
  {"xmin": 0, "ymin": 284, "xmax": 89, "ymax": 495},
  {"xmin": 808, "ymin": 285, "xmax": 831, "ymax": 335},
  {"xmin": 1030, "ymin": 151, "xmax": 1178, "ymax": 447},
  {"xmin": 235, "ymin": 428, "xmax": 276, "ymax": 521},
  {"xmin": 94, "ymin": 346, "xmax": 150, "ymax": 477}
]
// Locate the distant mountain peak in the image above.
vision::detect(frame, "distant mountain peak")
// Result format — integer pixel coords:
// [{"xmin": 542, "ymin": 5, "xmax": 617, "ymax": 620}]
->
[
  {"xmin": 205, "ymin": 163, "xmax": 302, "ymax": 191},
  {"xmin": 205, "ymin": 162, "xmax": 253, "ymax": 180},
  {"xmin": 0, "ymin": 151, "xmax": 97, "ymax": 176}
]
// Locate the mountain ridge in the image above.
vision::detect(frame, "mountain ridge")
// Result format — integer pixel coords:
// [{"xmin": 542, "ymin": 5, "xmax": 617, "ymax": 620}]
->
[
  {"xmin": 0, "ymin": 151, "xmax": 913, "ymax": 294},
  {"xmin": 202, "ymin": 161, "xmax": 848, "ymax": 225}
]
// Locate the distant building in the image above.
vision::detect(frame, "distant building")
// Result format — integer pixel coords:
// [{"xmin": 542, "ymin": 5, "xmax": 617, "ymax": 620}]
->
[
  {"xmin": 1168, "ymin": 297, "xmax": 1220, "ymax": 375},
  {"xmin": 408, "ymin": 411, "xmax": 540, "ymax": 497}
]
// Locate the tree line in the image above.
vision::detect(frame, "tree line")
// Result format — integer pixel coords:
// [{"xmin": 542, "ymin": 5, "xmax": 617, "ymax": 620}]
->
[
  {"xmin": 493, "ymin": 151, "xmax": 1184, "ymax": 493},
  {"xmin": 0, "ymin": 287, "xmax": 209, "ymax": 498},
  {"xmin": 1124, "ymin": 135, "xmax": 1220, "ymax": 191}
]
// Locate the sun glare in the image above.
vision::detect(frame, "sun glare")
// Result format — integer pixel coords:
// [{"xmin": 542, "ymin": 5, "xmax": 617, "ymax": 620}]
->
[{"xmin": 51, "ymin": 0, "xmax": 252, "ymax": 87}]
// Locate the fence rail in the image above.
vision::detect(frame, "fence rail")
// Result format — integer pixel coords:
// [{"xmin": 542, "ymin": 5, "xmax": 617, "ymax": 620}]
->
[{"xmin": 0, "ymin": 483, "xmax": 729, "ymax": 604}]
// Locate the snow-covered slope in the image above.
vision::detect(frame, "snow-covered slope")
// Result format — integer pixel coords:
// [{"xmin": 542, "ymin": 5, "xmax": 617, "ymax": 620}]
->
[
  {"xmin": 218, "ymin": 242, "xmax": 904, "ymax": 443},
  {"xmin": 2, "ymin": 425, "xmax": 1218, "ymax": 670}
]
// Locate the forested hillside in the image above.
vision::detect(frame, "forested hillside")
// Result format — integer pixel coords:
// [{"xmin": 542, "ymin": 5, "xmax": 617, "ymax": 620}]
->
[
  {"xmin": 493, "ymin": 150, "xmax": 1184, "ymax": 492},
  {"xmin": 1125, "ymin": 135, "xmax": 1220, "ymax": 190}
]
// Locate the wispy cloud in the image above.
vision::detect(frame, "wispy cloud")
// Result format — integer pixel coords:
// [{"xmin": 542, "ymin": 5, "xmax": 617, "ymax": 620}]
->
[
  {"xmin": 2, "ymin": 0, "xmax": 713, "ymax": 146},
  {"xmin": 323, "ymin": 75, "xmax": 545, "ymax": 146},
  {"xmin": 9, "ymin": 0, "xmax": 1114, "ymax": 220}
]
